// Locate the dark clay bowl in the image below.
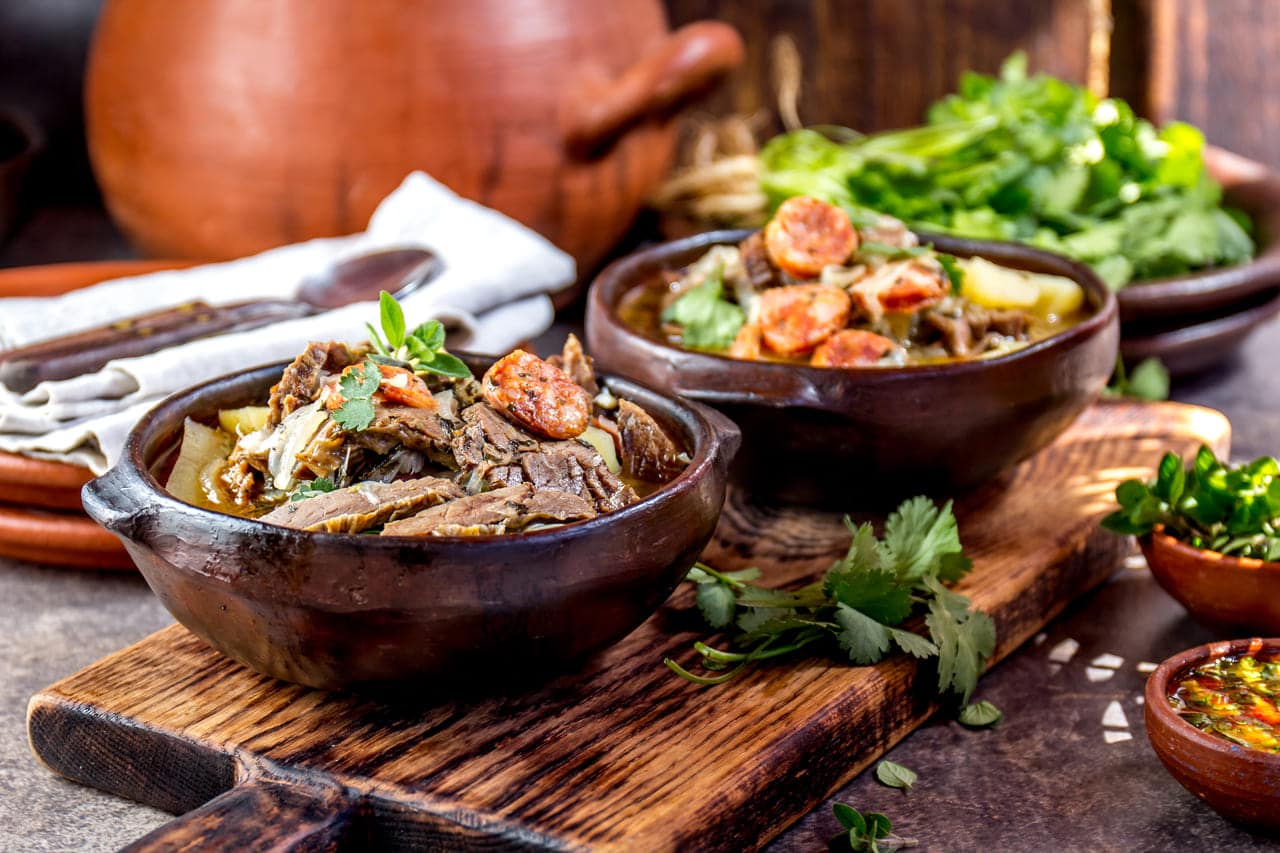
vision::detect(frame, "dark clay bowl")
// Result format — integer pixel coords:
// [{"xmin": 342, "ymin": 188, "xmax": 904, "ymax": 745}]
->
[
  {"xmin": 586, "ymin": 230, "xmax": 1119, "ymax": 506},
  {"xmin": 1145, "ymin": 637, "xmax": 1280, "ymax": 832},
  {"xmin": 81, "ymin": 358, "xmax": 740, "ymax": 691},
  {"xmin": 1142, "ymin": 530, "xmax": 1280, "ymax": 635},
  {"xmin": 1117, "ymin": 147, "xmax": 1280, "ymax": 324}
]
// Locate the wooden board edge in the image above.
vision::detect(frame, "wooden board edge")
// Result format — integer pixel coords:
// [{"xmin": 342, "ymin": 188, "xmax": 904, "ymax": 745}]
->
[{"xmin": 27, "ymin": 690, "xmax": 235, "ymax": 816}]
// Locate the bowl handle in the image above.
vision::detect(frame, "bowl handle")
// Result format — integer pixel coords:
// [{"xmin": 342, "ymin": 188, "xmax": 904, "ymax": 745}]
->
[
  {"xmin": 690, "ymin": 399, "xmax": 743, "ymax": 474},
  {"xmin": 81, "ymin": 464, "xmax": 146, "ymax": 539},
  {"xmin": 119, "ymin": 777, "xmax": 356, "ymax": 852},
  {"xmin": 562, "ymin": 20, "xmax": 744, "ymax": 154}
]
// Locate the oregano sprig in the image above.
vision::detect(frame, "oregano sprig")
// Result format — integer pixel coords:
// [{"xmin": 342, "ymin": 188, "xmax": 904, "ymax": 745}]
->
[{"xmin": 365, "ymin": 291, "xmax": 471, "ymax": 380}]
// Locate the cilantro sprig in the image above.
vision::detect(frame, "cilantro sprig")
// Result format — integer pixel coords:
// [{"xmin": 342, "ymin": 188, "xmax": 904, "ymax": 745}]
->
[
  {"xmin": 666, "ymin": 497, "xmax": 997, "ymax": 704},
  {"xmin": 331, "ymin": 360, "xmax": 382, "ymax": 431},
  {"xmin": 661, "ymin": 263, "xmax": 746, "ymax": 350},
  {"xmin": 365, "ymin": 291, "xmax": 471, "ymax": 379},
  {"xmin": 288, "ymin": 476, "xmax": 336, "ymax": 502},
  {"xmin": 1103, "ymin": 355, "xmax": 1169, "ymax": 401},
  {"xmin": 1103, "ymin": 445, "xmax": 1280, "ymax": 560}
]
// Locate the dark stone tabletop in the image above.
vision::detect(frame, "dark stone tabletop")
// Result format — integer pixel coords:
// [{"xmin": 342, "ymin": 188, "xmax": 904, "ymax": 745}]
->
[{"xmin": 1, "ymin": 209, "xmax": 1278, "ymax": 851}]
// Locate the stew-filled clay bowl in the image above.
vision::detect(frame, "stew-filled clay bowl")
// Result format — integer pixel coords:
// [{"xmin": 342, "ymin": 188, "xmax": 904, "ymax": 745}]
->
[
  {"xmin": 586, "ymin": 229, "xmax": 1119, "ymax": 506},
  {"xmin": 1145, "ymin": 637, "xmax": 1280, "ymax": 831},
  {"xmin": 82, "ymin": 357, "xmax": 739, "ymax": 690}
]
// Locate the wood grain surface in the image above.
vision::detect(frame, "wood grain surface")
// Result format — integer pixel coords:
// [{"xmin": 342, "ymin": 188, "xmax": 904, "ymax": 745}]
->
[{"xmin": 28, "ymin": 400, "xmax": 1229, "ymax": 851}]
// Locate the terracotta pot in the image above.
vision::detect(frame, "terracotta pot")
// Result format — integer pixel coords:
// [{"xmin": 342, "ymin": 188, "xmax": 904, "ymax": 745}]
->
[
  {"xmin": 586, "ymin": 229, "xmax": 1119, "ymax": 506},
  {"xmin": 1145, "ymin": 637, "xmax": 1280, "ymax": 832},
  {"xmin": 1141, "ymin": 530, "xmax": 1280, "ymax": 635},
  {"xmin": 82, "ymin": 357, "xmax": 740, "ymax": 689},
  {"xmin": 84, "ymin": 2, "xmax": 743, "ymax": 287}
]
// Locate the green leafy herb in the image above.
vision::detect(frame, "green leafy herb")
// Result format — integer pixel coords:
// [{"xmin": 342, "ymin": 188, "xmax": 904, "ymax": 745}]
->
[
  {"xmin": 875, "ymin": 760, "xmax": 917, "ymax": 792},
  {"xmin": 331, "ymin": 360, "xmax": 382, "ymax": 431},
  {"xmin": 288, "ymin": 476, "xmax": 337, "ymax": 502},
  {"xmin": 958, "ymin": 699, "xmax": 1004, "ymax": 728},
  {"xmin": 831, "ymin": 803, "xmax": 917, "ymax": 852},
  {"xmin": 665, "ymin": 497, "xmax": 996, "ymax": 705},
  {"xmin": 1103, "ymin": 356, "xmax": 1170, "ymax": 401},
  {"xmin": 759, "ymin": 52, "xmax": 1254, "ymax": 288},
  {"xmin": 661, "ymin": 264, "xmax": 746, "ymax": 350},
  {"xmin": 365, "ymin": 291, "xmax": 472, "ymax": 380},
  {"xmin": 1103, "ymin": 445, "xmax": 1280, "ymax": 560}
]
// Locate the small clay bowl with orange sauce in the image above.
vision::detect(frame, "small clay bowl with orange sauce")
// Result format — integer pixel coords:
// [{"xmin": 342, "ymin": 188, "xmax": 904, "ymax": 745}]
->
[
  {"xmin": 1145, "ymin": 637, "xmax": 1280, "ymax": 832},
  {"xmin": 586, "ymin": 230, "xmax": 1119, "ymax": 506},
  {"xmin": 1141, "ymin": 529, "xmax": 1280, "ymax": 635}
]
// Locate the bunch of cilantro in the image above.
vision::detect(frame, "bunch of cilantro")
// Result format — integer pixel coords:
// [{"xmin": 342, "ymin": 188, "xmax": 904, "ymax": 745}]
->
[
  {"xmin": 760, "ymin": 52, "xmax": 1254, "ymax": 289},
  {"xmin": 1104, "ymin": 445, "xmax": 1280, "ymax": 560},
  {"xmin": 666, "ymin": 497, "xmax": 996, "ymax": 706}
]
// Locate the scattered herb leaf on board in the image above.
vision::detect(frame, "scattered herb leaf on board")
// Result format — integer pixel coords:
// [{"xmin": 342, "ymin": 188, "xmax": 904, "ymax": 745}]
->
[
  {"xmin": 1103, "ymin": 356, "xmax": 1170, "ymax": 401},
  {"xmin": 661, "ymin": 263, "xmax": 746, "ymax": 350},
  {"xmin": 832, "ymin": 803, "xmax": 918, "ymax": 852},
  {"xmin": 958, "ymin": 700, "xmax": 1004, "ymax": 728},
  {"xmin": 666, "ymin": 497, "xmax": 996, "ymax": 704},
  {"xmin": 331, "ymin": 361, "xmax": 383, "ymax": 431},
  {"xmin": 1103, "ymin": 445, "xmax": 1280, "ymax": 559},
  {"xmin": 760, "ymin": 52, "xmax": 1254, "ymax": 289},
  {"xmin": 875, "ymin": 760, "xmax": 918, "ymax": 792}
]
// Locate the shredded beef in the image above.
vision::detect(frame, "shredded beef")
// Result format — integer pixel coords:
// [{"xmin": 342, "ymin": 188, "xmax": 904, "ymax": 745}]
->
[
  {"xmin": 616, "ymin": 399, "xmax": 686, "ymax": 482},
  {"xmin": 380, "ymin": 484, "xmax": 596, "ymax": 536},
  {"xmin": 267, "ymin": 341, "xmax": 363, "ymax": 426},
  {"xmin": 738, "ymin": 231, "xmax": 781, "ymax": 289},
  {"xmin": 486, "ymin": 439, "xmax": 637, "ymax": 513},
  {"xmin": 260, "ymin": 476, "xmax": 462, "ymax": 533},
  {"xmin": 350, "ymin": 403, "xmax": 454, "ymax": 464},
  {"xmin": 451, "ymin": 403, "xmax": 540, "ymax": 470},
  {"xmin": 547, "ymin": 334, "xmax": 599, "ymax": 397}
]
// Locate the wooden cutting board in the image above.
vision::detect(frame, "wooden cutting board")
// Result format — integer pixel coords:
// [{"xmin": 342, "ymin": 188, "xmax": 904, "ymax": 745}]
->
[{"xmin": 27, "ymin": 401, "xmax": 1229, "ymax": 852}]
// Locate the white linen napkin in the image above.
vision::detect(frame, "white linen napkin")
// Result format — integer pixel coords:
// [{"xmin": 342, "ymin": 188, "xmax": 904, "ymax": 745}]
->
[{"xmin": 0, "ymin": 172, "xmax": 574, "ymax": 473}]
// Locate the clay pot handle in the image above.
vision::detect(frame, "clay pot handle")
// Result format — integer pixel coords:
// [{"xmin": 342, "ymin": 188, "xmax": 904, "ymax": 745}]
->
[
  {"xmin": 119, "ymin": 778, "xmax": 355, "ymax": 852},
  {"xmin": 563, "ymin": 20, "xmax": 744, "ymax": 154}
]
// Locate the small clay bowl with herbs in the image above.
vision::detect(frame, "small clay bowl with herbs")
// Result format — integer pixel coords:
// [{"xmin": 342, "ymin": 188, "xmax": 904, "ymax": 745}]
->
[
  {"xmin": 1141, "ymin": 530, "xmax": 1280, "ymax": 635},
  {"xmin": 1145, "ymin": 637, "xmax": 1280, "ymax": 832},
  {"xmin": 586, "ymin": 230, "xmax": 1119, "ymax": 506},
  {"xmin": 81, "ymin": 356, "xmax": 740, "ymax": 691}
]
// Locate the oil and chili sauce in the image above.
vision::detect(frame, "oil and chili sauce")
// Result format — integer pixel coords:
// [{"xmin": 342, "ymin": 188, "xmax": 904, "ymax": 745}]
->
[{"xmin": 1169, "ymin": 651, "xmax": 1280, "ymax": 753}]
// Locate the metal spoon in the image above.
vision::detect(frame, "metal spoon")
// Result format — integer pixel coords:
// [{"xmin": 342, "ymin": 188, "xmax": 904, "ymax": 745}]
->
[{"xmin": 0, "ymin": 247, "xmax": 442, "ymax": 394}]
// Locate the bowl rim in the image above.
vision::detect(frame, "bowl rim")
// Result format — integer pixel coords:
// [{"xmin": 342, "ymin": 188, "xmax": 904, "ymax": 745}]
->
[
  {"xmin": 589, "ymin": 227, "xmax": 1118, "ymax": 383},
  {"xmin": 1144, "ymin": 527, "xmax": 1280, "ymax": 573},
  {"xmin": 1144, "ymin": 636, "xmax": 1280, "ymax": 766},
  {"xmin": 111, "ymin": 358, "xmax": 735, "ymax": 547}
]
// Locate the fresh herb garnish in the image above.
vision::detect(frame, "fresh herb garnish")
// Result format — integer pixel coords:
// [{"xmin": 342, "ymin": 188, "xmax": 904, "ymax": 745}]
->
[
  {"xmin": 288, "ymin": 476, "xmax": 337, "ymax": 502},
  {"xmin": 1103, "ymin": 355, "xmax": 1170, "ymax": 401},
  {"xmin": 958, "ymin": 699, "xmax": 1004, "ymax": 728},
  {"xmin": 832, "ymin": 803, "xmax": 917, "ymax": 852},
  {"xmin": 1103, "ymin": 445, "xmax": 1280, "ymax": 560},
  {"xmin": 366, "ymin": 291, "xmax": 471, "ymax": 379},
  {"xmin": 661, "ymin": 263, "xmax": 746, "ymax": 350},
  {"xmin": 331, "ymin": 360, "xmax": 382, "ymax": 431},
  {"xmin": 875, "ymin": 760, "xmax": 917, "ymax": 792},
  {"xmin": 666, "ymin": 497, "xmax": 996, "ymax": 704},
  {"xmin": 760, "ymin": 52, "xmax": 1254, "ymax": 288}
]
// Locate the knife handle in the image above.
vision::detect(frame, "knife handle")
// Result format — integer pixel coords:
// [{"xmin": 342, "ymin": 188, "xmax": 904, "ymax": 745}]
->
[{"xmin": 0, "ymin": 299, "xmax": 316, "ymax": 393}]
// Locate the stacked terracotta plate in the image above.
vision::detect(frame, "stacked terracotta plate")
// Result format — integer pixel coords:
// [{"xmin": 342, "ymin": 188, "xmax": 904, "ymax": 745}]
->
[
  {"xmin": 0, "ymin": 259, "xmax": 186, "ymax": 569},
  {"xmin": 1117, "ymin": 147, "xmax": 1280, "ymax": 376}
]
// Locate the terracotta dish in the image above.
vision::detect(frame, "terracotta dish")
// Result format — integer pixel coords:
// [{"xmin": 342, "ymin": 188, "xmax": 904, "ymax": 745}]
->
[
  {"xmin": 0, "ymin": 260, "xmax": 188, "ymax": 512},
  {"xmin": 81, "ymin": 359, "xmax": 739, "ymax": 689},
  {"xmin": 1117, "ymin": 147, "xmax": 1280, "ymax": 323},
  {"xmin": 1141, "ymin": 530, "xmax": 1280, "ymax": 635},
  {"xmin": 586, "ymin": 230, "xmax": 1119, "ymax": 505},
  {"xmin": 86, "ymin": 1, "xmax": 743, "ymax": 280},
  {"xmin": 1145, "ymin": 637, "xmax": 1280, "ymax": 831},
  {"xmin": 0, "ymin": 504, "xmax": 133, "ymax": 570}
]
